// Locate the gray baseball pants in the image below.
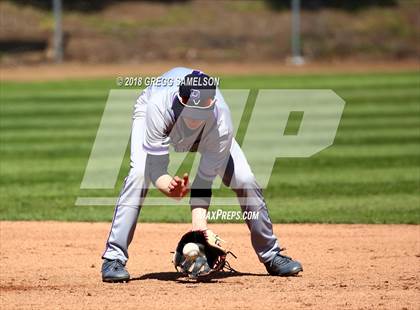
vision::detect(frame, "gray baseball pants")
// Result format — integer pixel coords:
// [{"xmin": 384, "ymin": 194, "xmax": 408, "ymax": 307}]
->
[{"xmin": 102, "ymin": 105, "xmax": 281, "ymax": 264}]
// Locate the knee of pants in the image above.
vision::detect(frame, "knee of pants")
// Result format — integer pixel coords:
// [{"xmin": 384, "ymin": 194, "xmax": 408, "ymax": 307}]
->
[
  {"xmin": 231, "ymin": 173, "xmax": 266, "ymax": 210},
  {"xmin": 126, "ymin": 167, "xmax": 147, "ymax": 189},
  {"xmin": 232, "ymin": 172, "xmax": 257, "ymax": 191}
]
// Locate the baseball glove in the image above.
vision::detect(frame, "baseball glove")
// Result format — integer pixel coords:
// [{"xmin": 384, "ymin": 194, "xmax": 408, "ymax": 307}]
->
[{"xmin": 172, "ymin": 229, "xmax": 236, "ymax": 279}]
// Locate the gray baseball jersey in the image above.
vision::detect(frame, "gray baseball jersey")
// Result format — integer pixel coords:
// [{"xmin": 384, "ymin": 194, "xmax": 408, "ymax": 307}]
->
[
  {"xmin": 102, "ymin": 67, "xmax": 281, "ymax": 265},
  {"xmin": 137, "ymin": 67, "xmax": 233, "ymax": 183}
]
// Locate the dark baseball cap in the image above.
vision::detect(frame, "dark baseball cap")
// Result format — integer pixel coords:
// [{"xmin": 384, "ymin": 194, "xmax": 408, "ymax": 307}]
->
[
  {"xmin": 178, "ymin": 71, "xmax": 217, "ymax": 109},
  {"xmin": 173, "ymin": 94, "xmax": 215, "ymax": 120}
]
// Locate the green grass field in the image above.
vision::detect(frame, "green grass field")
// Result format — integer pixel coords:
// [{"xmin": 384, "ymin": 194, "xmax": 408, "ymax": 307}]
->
[{"xmin": 0, "ymin": 71, "xmax": 419, "ymax": 223}]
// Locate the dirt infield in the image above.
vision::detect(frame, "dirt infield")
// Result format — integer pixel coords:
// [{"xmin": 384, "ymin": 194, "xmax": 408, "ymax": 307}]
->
[{"xmin": 0, "ymin": 222, "xmax": 419, "ymax": 309}]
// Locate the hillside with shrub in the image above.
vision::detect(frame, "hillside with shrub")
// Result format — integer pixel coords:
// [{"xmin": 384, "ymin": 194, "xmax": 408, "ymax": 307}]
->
[{"xmin": 0, "ymin": 0, "xmax": 418, "ymax": 65}]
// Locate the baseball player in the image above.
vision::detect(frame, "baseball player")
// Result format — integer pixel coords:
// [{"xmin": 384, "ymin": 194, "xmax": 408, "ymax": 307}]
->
[{"xmin": 101, "ymin": 67, "xmax": 302, "ymax": 282}]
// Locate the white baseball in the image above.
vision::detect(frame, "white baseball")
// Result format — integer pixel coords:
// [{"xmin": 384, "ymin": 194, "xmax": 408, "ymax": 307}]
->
[{"xmin": 183, "ymin": 242, "xmax": 200, "ymax": 259}]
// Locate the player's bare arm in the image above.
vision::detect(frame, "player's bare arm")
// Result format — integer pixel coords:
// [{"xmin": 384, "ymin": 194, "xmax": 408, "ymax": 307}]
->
[{"xmin": 191, "ymin": 206, "xmax": 208, "ymax": 230}]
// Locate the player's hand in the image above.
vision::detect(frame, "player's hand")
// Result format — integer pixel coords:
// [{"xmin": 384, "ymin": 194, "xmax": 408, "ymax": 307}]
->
[{"xmin": 168, "ymin": 173, "xmax": 189, "ymax": 200}]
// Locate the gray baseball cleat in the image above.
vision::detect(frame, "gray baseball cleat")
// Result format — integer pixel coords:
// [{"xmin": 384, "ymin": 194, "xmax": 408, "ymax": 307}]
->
[
  {"xmin": 264, "ymin": 252, "xmax": 303, "ymax": 276},
  {"xmin": 102, "ymin": 259, "xmax": 130, "ymax": 283}
]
